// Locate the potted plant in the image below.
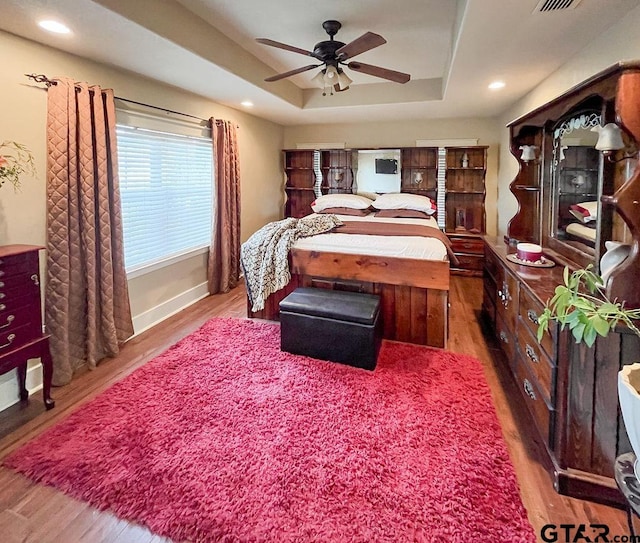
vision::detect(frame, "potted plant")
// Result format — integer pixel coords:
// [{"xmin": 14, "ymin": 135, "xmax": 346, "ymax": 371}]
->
[
  {"xmin": 0, "ymin": 140, "xmax": 36, "ymax": 190},
  {"xmin": 536, "ymin": 265, "xmax": 640, "ymax": 473}
]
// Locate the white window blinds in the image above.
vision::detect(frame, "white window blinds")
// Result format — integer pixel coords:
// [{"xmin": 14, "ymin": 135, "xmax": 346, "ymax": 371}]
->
[{"xmin": 116, "ymin": 125, "xmax": 213, "ymax": 272}]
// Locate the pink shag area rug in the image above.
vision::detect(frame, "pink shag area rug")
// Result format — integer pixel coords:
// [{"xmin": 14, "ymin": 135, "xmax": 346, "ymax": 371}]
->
[{"xmin": 5, "ymin": 318, "xmax": 535, "ymax": 543}]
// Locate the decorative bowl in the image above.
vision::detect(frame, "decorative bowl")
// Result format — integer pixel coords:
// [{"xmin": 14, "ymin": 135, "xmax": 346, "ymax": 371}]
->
[{"xmin": 516, "ymin": 242, "xmax": 543, "ymax": 263}]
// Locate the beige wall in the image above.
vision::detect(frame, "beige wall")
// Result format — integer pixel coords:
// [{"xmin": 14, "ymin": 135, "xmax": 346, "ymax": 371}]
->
[
  {"xmin": 496, "ymin": 4, "xmax": 640, "ymax": 237},
  {"xmin": 0, "ymin": 29, "xmax": 284, "ymax": 408},
  {"xmin": 0, "ymin": 30, "xmax": 284, "ymax": 327},
  {"xmin": 284, "ymin": 118, "xmax": 502, "ymax": 236}
]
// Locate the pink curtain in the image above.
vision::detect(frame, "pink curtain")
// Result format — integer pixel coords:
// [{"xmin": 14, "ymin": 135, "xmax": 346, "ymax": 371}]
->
[
  {"xmin": 208, "ymin": 119, "xmax": 241, "ymax": 294},
  {"xmin": 46, "ymin": 77, "xmax": 134, "ymax": 386}
]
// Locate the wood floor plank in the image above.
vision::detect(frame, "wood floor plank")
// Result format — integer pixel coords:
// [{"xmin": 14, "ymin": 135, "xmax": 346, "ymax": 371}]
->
[{"xmin": 0, "ymin": 278, "xmax": 628, "ymax": 541}]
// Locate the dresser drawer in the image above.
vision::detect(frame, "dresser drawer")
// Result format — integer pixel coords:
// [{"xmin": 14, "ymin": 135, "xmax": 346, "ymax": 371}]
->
[
  {"xmin": 0, "ymin": 290, "xmax": 40, "ymax": 319},
  {"xmin": 0, "ymin": 322, "xmax": 39, "ymax": 355},
  {"xmin": 452, "ymin": 253, "xmax": 484, "ymax": 271},
  {"xmin": 0, "ymin": 251, "xmax": 38, "ymax": 278},
  {"xmin": 0, "ymin": 279, "xmax": 40, "ymax": 304},
  {"xmin": 496, "ymin": 313, "xmax": 516, "ymax": 364},
  {"xmin": 496, "ymin": 266, "xmax": 519, "ymax": 333},
  {"xmin": 517, "ymin": 324, "xmax": 555, "ymax": 405},
  {"xmin": 449, "ymin": 235, "xmax": 484, "ymax": 255},
  {"xmin": 484, "ymin": 244, "xmax": 499, "ymax": 281},
  {"xmin": 513, "ymin": 356, "xmax": 552, "ymax": 444},
  {"xmin": 519, "ymin": 286, "xmax": 556, "ymax": 359},
  {"xmin": 0, "ymin": 271, "xmax": 40, "ymax": 293},
  {"xmin": 0, "ymin": 302, "xmax": 41, "ymax": 335}
]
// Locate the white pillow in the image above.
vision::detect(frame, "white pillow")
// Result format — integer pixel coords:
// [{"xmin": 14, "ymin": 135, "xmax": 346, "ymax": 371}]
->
[
  {"xmin": 569, "ymin": 201, "xmax": 598, "ymax": 224},
  {"xmin": 311, "ymin": 194, "xmax": 374, "ymax": 212},
  {"xmin": 372, "ymin": 193, "xmax": 437, "ymax": 215}
]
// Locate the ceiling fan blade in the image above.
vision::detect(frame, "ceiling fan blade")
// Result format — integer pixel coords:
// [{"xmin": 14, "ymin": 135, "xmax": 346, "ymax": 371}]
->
[
  {"xmin": 335, "ymin": 32, "xmax": 386, "ymax": 60},
  {"xmin": 347, "ymin": 61, "xmax": 410, "ymax": 84},
  {"xmin": 264, "ymin": 64, "xmax": 321, "ymax": 82},
  {"xmin": 256, "ymin": 38, "xmax": 315, "ymax": 57}
]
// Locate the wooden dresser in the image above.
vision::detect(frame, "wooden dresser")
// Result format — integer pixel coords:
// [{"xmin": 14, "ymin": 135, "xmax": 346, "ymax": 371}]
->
[
  {"xmin": 483, "ymin": 237, "xmax": 639, "ymax": 505},
  {"xmin": 0, "ymin": 245, "xmax": 54, "ymax": 410}
]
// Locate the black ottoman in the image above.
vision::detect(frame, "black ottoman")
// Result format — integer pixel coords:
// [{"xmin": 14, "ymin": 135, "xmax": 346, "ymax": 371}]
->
[{"xmin": 279, "ymin": 287, "xmax": 382, "ymax": 370}]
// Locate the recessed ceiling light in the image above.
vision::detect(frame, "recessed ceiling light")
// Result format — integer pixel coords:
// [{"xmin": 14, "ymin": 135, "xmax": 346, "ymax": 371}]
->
[
  {"xmin": 488, "ymin": 81, "xmax": 506, "ymax": 90},
  {"xmin": 241, "ymin": 101, "xmax": 254, "ymax": 107},
  {"xmin": 38, "ymin": 20, "xmax": 71, "ymax": 34}
]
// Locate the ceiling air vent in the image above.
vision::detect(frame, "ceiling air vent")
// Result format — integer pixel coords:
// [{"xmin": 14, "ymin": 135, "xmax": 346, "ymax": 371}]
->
[{"xmin": 534, "ymin": 0, "xmax": 584, "ymax": 12}]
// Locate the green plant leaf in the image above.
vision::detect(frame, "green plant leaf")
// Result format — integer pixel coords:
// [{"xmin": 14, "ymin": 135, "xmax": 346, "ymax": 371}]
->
[
  {"xmin": 591, "ymin": 315, "xmax": 611, "ymax": 337},
  {"xmin": 537, "ymin": 311, "xmax": 550, "ymax": 342},
  {"xmin": 572, "ymin": 322, "xmax": 586, "ymax": 343},
  {"xmin": 583, "ymin": 324, "xmax": 597, "ymax": 347}
]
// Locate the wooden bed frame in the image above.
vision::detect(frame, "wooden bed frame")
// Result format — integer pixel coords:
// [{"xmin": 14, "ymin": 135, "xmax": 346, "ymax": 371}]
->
[{"xmin": 248, "ymin": 248, "xmax": 450, "ymax": 348}]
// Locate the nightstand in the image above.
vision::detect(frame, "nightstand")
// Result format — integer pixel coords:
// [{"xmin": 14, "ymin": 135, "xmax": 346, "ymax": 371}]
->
[{"xmin": 447, "ymin": 233, "xmax": 484, "ymax": 276}]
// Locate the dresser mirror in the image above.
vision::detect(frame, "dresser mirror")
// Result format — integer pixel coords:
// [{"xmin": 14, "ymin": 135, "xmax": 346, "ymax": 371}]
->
[{"xmin": 549, "ymin": 110, "xmax": 601, "ymax": 263}]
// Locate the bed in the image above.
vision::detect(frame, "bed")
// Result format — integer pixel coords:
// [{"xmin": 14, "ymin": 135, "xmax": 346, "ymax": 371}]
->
[{"xmin": 245, "ymin": 196, "xmax": 451, "ymax": 349}]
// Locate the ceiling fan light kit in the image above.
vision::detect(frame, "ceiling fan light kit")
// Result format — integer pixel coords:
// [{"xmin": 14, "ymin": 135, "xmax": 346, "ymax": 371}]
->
[{"xmin": 257, "ymin": 20, "xmax": 410, "ymax": 94}]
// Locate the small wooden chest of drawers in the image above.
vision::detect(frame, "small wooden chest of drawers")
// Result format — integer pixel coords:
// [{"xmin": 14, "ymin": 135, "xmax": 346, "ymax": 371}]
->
[
  {"xmin": 448, "ymin": 233, "xmax": 484, "ymax": 276},
  {"xmin": 0, "ymin": 245, "xmax": 54, "ymax": 410}
]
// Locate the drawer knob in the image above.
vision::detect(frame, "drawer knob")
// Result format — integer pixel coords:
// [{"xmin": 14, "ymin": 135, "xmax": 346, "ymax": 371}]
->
[
  {"xmin": 498, "ymin": 281, "xmax": 511, "ymax": 308},
  {"xmin": 525, "ymin": 344, "xmax": 539, "ymax": 364},
  {"xmin": 527, "ymin": 309, "xmax": 539, "ymax": 325},
  {"xmin": 0, "ymin": 304, "xmax": 4, "ymax": 311},
  {"xmin": 31, "ymin": 274, "xmax": 39, "ymax": 286},
  {"xmin": 0, "ymin": 333, "xmax": 16, "ymax": 350},
  {"xmin": 0, "ymin": 315, "xmax": 14, "ymax": 329},
  {"xmin": 0, "ymin": 293, "xmax": 4, "ymax": 300},
  {"xmin": 499, "ymin": 331, "xmax": 509, "ymax": 344},
  {"xmin": 0, "ymin": 282, "xmax": 3, "ymax": 288},
  {"xmin": 523, "ymin": 378, "xmax": 537, "ymax": 401},
  {"xmin": 0, "ymin": 271, "xmax": 4, "ymax": 277}
]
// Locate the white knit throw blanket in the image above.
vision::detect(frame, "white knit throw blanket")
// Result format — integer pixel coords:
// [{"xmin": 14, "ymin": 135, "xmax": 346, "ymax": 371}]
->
[{"xmin": 241, "ymin": 214, "xmax": 343, "ymax": 312}]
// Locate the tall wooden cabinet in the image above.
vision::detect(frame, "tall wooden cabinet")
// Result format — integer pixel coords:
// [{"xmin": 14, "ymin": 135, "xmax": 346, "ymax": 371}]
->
[
  {"xmin": 320, "ymin": 149, "xmax": 354, "ymax": 195},
  {"xmin": 445, "ymin": 146, "xmax": 488, "ymax": 276},
  {"xmin": 0, "ymin": 245, "xmax": 55, "ymax": 410},
  {"xmin": 284, "ymin": 150, "xmax": 316, "ymax": 219},
  {"xmin": 400, "ymin": 147, "xmax": 438, "ymax": 197},
  {"xmin": 283, "ymin": 149, "xmax": 354, "ymax": 218},
  {"xmin": 484, "ymin": 62, "xmax": 640, "ymax": 505}
]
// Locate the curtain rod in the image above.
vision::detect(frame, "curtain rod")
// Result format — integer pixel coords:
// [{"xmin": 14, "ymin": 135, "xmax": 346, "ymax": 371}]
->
[{"xmin": 24, "ymin": 73, "xmax": 233, "ymax": 127}]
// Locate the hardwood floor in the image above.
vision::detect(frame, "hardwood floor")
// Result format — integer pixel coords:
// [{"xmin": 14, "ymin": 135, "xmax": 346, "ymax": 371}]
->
[{"xmin": 0, "ymin": 277, "xmax": 629, "ymax": 542}]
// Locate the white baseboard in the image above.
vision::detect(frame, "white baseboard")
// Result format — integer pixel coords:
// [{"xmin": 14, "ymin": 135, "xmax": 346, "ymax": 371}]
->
[
  {"xmin": 0, "ymin": 282, "xmax": 210, "ymax": 412},
  {"xmin": 132, "ymin": 281, "xmax": 210, "ymax": 336},
  {"xmin": 0, "ymin": 363, "xmax": 44, "ymax": 412}
]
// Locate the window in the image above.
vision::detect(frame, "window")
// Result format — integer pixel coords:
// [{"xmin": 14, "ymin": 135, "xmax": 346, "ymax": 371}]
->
[{"xmin": 116, "ymin": 125, "xmax": 213, "ymax": 272}]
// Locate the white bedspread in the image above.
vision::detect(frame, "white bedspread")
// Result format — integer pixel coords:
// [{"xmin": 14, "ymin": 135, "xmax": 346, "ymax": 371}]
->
[
  {"xmin": 292, "ymin": 214, "xmax": 448, "ymax": 261},
  {"xmin": 565, "ymin": 222, "xmax": 597, "ymax": 242}
]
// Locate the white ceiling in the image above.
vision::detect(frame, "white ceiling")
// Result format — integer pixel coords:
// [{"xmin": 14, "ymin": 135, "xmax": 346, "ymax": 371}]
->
[{"xmin": 1, "ymin": 0, "xmax": 639, "ymax": 125}]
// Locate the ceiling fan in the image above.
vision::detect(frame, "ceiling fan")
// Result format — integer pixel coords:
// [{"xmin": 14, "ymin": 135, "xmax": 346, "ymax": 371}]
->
[{"xmin": 256, "ymin": 20, "xmax": 411, "ymax": 94}]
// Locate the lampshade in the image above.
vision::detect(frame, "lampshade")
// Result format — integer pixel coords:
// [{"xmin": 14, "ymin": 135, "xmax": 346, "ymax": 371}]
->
[
  {"xmin": 312, "ymin": 66, "xmax": 352, "ymax": 93},
  {"xmin": 591, "ymin": 123, "xmax": 625, "ymax": 152},
  {"xmin": 324, "ymin": 65, "xmax": 338, "ymax": 82},
  {"xmin": 336, "ymin": 70, "xmax": 352, "ymax": 91},
  {"xmin": 519, "ymin": 145, "xmax": 537, "ymax": 162},
  {"xmin": 311, "ymin": 70, "xmax": 325, "ymax": 89}
]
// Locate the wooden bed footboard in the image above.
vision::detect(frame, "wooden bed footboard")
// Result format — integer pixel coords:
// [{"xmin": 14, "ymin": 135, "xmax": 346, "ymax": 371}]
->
[{"xmin": 247, "ymin": 250, "xmax": 450, "ymax": 348}]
